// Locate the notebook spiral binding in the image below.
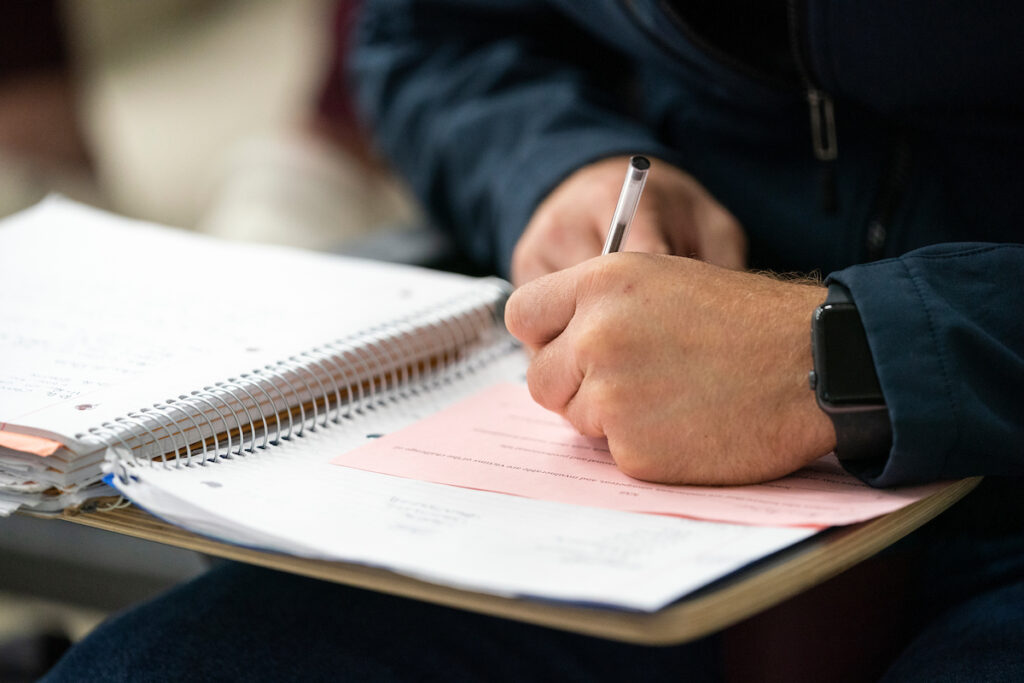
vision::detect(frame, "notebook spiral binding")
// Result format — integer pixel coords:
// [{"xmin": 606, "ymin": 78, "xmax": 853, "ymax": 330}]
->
[{"xmin": 77, "ymin": 282, "xmax": 515, "ymax": 486}]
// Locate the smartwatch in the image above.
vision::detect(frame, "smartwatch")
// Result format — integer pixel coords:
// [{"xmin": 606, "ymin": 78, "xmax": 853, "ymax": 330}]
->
[{"xmin": 809, "ymin": 283, "xmax": 892, "ymax": 460}]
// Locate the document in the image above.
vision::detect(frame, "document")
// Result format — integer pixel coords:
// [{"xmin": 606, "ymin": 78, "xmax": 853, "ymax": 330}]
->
[
  {"xmin": 117, "ymin": 423, "xmax": 815, "ymax": 612},
  {"xmin": 333, "ymin": 383, "xmax": 944, "ymax": 528},
  {"xmin": 100, "ymin": 347, "xmax": 814, "ymax": 612}
]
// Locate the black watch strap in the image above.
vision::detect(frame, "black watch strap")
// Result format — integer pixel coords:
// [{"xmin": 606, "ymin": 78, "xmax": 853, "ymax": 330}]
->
[
  {"xmin": 827, "ymin": 406, "xmax": 892, "ymax": 461},
  {"xmin": 812, "ymin": 283, "xmax": 893, "ymax": 461}
]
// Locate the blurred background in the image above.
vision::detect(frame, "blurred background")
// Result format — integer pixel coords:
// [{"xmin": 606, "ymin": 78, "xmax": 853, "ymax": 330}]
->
[
  {"xmin": 1, "ymin": 0, "xmax": 425, "ymax": 246},
  {"xmin": 0, "ymin": 1, "xmax": 433, "ymax": 679}
]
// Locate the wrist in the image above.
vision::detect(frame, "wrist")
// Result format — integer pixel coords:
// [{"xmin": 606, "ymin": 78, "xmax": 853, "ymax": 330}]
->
[
  {"xmin": 764, "ymin": 282, "xmax": 837, "ymax": 467},
  {"xmin": 789, "ymin": 285, "xmax": 839, "ymax": 458}
]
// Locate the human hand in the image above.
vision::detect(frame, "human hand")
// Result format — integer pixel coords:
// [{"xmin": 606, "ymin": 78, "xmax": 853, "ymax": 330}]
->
[
  {"xmin": 505, "ymin": 253, "xmax": 835, "ymax": 485},
  {"xmin": 510, "ymin": 156, "xmax": 746, "ymax": 285}
]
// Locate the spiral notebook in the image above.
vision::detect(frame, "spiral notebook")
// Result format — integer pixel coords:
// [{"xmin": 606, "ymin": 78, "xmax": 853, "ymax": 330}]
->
[
  {"xmin": 0, "ymin": 197, "xmax": 513, "ymax": 513},
  {"xmin": 7, "ymin": 199, "xmax": 881, "ymax": 612}
]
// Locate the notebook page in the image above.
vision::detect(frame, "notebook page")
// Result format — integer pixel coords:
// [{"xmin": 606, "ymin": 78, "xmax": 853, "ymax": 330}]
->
[
  {"xmin": 113, "ymin": 353, "xmax": 813, "ymax": 611},
  {"xmin": 0, "ymin": 198, "xmax": 494, "ymax": 450}
]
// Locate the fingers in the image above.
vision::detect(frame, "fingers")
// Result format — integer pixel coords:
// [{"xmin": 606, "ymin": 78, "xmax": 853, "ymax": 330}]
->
[
  {"xmin": 697, "ymin": 209, "xmax": 748, "ymax": 270},
  {"xmin": 518, "ymin": 300, "xmax": 606, "ymax": 439},
  {"xmin": 511, "ymin": 224, "xmax": 602, "ymax": 285},
  {"xmin": 525, "ymin": 331, "xmax": 584, "ymax": 417},
  {"xmin": 511, "ymin": 157, "xmax": 633, "ymax": 284},
  {"xmin": 504, "ymin": 268, "xmax": 579, "ymax": 350},
  {"xmin": 507, "ymin": 267, "xmax": 592, "ymax": 435},
  {"xmin": 562, "ymin": 376, "xmax": 608, "ymax": 438},
  {"xmin": 629, "ymin": 163, "xmax": 748, "ymax": 268},
  {"xmin": 622, "ymin": 212, "xmax": 671, "ymax": 255}
]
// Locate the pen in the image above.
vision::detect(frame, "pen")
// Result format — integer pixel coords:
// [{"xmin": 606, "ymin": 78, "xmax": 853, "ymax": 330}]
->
[{"xmin": 601, "ymin": 155, "xmax": 650, "ymax": 254}]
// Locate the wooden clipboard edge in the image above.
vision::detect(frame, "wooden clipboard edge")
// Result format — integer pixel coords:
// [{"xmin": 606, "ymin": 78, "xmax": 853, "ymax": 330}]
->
[{"xmin": 59, "ymin": 477, "xmax": 980, "ymax": 646}]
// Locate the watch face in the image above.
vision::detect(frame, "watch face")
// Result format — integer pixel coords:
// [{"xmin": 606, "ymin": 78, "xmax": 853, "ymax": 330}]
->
[{"xmin": 815, "ymin": 304, "xmax": 884, "ymax": 405}]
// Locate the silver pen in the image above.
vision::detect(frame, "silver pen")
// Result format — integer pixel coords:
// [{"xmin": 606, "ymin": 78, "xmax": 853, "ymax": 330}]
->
[{"xmin": 601, "ymin": 156, "xmax": 650, "ymax": 254}]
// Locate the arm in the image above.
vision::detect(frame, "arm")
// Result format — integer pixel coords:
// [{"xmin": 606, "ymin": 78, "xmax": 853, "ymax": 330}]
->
[
  {"xmin": 505, "ymin": 243, "xmax": 1024, "ymax": 487},
  {"xmin": 349, "ymin": 0, "xmax": 669, "ymax": 275},
  {"xmin": 349, "ymin": 0, "xmax": 741, "ymax": 279}
]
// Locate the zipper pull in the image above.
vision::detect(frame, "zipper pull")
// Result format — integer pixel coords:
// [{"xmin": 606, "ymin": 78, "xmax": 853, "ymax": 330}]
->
[
  {"xmin": 807, "ymin": 89, "xmax": 837, "ymax": 161},
  {"xmin": 807, "ymin": 89, "xmax": 838, "ymax": 212}
]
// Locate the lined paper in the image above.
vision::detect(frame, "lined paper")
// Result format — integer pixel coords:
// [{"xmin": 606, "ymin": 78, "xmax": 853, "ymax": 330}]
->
[{"xmin": 334, "ymin": 383, "xmax": 944, "ymax": 527}]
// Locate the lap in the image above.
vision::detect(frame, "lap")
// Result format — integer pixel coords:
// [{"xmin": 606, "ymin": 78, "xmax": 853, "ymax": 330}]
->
[
  {"xmin": 881, "ymin": 580, "xmax": 1024, "ymax": 682},
  {"xmin": 41, "ymin": 561, "xmax": 719, "ymax": 683}
]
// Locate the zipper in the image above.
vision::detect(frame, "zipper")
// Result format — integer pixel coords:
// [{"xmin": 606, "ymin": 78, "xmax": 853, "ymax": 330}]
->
[
  {"xmin": 865, "ymin": 137, "xmax": 912, "ymax": 261},
  {"xmin": 787, "ymin": 0, "xmax": 838, "ymax": 212},
  {"xmin": 626, "ymin": 0, "xmax": 839, "ymax": 211}
]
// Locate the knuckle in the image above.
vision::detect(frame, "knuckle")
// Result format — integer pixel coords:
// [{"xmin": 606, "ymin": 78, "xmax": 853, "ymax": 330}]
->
[
  {"xmin": 565, "ymin": 402, "xmax": 602, "ymax": 438},
  {"xmin": 532, "ymin": 214, "xmax": 563, "ymax": 241},
  {"xmin": 710, "ymin": 212, "xmax": 745, "ymax": 241},
  {"xmin": 525, "ymin": 364, "xmax": 557, "ymax": 411},
  {"xmin": 573, "ymin": 314, "xmax": 617, "ymax": 366},
  {"xmin": 525, "ymin": 354, "xmax": 554, "ymax": 406},
  {"xmin": 519, "ymin": 211, "xmax": 563, "ymax": 253},
  {"xmin": 583, "ymin": 252, "xmax": 633, "ymax": 288},
  {"xmin": 578, "ymin": 379, "xmax": 620, "ymax": 435},
  {"xmin": 612, "ymin": 447, "xmax": 661, "ymax": 482},
  {"xmin": 525, "ymin": 349, "xmax": 574, "ymax": 412},
  {"xmin": 587, "ymin": 378, "xmax": 621, "ymax": 416}
]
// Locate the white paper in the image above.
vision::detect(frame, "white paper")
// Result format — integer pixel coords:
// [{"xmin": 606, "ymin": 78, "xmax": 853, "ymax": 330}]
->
[
  {"xmin": 0, "ymin": 198, "xmax": 496, "ymax": 449},
  {"xmin": 120, "ymin": 443, "xmax": 812, "ymax": 611},
  {"xmin": 113, "ymin": 356, "xmax": 813, "ymax": 611},
  {"xmin": 0, "ymin": 498, "xmax": 23, "ymax": 517}
]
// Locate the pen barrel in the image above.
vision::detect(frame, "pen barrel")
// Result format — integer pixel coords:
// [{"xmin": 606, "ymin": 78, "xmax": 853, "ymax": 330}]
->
[{"xmin": 602, "ymin": 160, "xmax": 649, "ymax": 254}]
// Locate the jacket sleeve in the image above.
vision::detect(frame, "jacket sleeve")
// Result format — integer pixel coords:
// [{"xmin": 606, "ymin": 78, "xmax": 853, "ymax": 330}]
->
[
  {"xmin": 348, "ymin": 0, "xmax": 677, "ymax": 276},
  {"xmin": 828, "ymin": 243, "xmax": 1024, "ymax": 487}
]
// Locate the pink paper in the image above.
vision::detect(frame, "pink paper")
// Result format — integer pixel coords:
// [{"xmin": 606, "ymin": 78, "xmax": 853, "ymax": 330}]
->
[
  {"xmin": 332, "ymin": 383, "xmax": 943, "ymax": 528},
  {"xmin": 0, "ymin": 430, "xmax": 62, "ymax": 457}
]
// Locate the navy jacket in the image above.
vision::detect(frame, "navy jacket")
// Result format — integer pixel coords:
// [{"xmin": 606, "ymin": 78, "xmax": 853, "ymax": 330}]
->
[{"xmin": 350, "ymin": 0, "xmax": 1024, "ymax": 487}]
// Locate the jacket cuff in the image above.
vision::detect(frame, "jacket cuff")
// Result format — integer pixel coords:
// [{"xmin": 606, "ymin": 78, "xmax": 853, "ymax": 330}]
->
[{"xmin": 826, "ymin": 259, "xmax": 953, "ymax": 487}]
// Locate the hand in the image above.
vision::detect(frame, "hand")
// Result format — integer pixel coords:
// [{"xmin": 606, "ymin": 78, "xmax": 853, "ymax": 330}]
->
[
  {"xmin": 510, "ymin": 155, "xmax": 747, "ymax": 285},
  {"xmin": 505, "ymin": 253, "xmax": 835, "ymax": 485}
]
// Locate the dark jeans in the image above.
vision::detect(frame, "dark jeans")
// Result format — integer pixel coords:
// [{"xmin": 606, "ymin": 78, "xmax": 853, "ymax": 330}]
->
[
  {"xmin": 42, "ymin": 478, "xmax": 1024, "ymax": 682},
  {"xmin": 39, "ymin": 562, "xmax": 719, "ymax": 683}
]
